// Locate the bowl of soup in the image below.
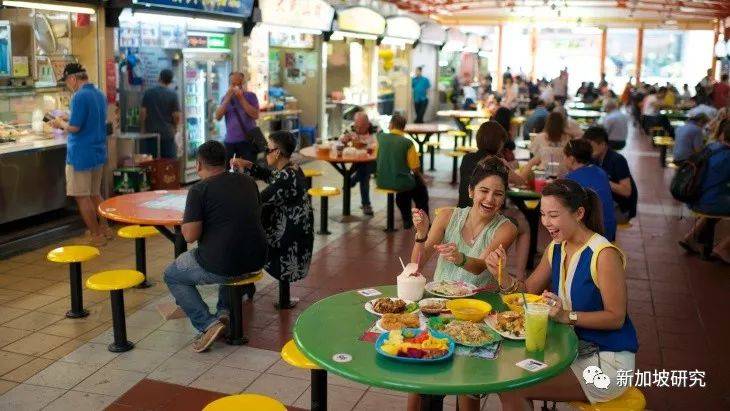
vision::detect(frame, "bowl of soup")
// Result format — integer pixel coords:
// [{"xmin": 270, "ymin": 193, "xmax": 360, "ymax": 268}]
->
[{"xmin": 446, "ymin": 299, "xmax": 492, "ymax": 322}]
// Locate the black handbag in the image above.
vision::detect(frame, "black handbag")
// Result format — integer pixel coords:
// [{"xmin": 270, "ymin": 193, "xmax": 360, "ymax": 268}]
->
[{"xmin": 231, "ymin": 97, "xmax": 267, "ymax": 154}]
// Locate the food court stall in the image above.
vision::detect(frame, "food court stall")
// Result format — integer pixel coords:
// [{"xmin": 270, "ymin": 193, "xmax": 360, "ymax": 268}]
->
[
  {"xmin": 0, "ymin": 0, "xmax": 103, "ymax": 225},
  {"xmin": 256, "ymin": 0, "xmax": 334, "ymax": 145},
  {"xmin": 377, "ymin": 16, "xmax": 420, "ymax": 117},
  {"xmin": 325, "ymin": 6, "xmax": 384, "ymax": 138},
  {"xmin": 110, "ymin": 0, "xmax": 253, "ymax": 184},
  {"xmin": 438, "ymin": 28, "xmax": 466, "ymax": 110},
  {"xmin": 410, "ymin": 22, "xmax": 446, "ymax": 123}
]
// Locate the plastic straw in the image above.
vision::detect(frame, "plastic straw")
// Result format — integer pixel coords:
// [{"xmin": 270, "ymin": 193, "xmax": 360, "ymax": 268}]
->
[
  {"xmin": 229, "ymin": 153, "xmax": 236, "ymax": 173},
  {"xmin": 398, "ymin": 256, "xmax": 406, "ymax": 271},
  {"xmin": 497, "ymin": 257, "xmax": 502, "ymax": 288}
]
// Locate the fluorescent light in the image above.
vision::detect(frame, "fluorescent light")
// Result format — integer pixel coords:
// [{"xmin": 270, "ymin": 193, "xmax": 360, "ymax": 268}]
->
[
  {"xmin": 260, "ymin": 23, "xmax": 322, "ymax": 36},
  {"xmin": 333, "ymin": 30, "xmax": 378, "ymax": 41},
  {"xmin": 183, "ymin": 48, "xmax": 231, "ymax": 53},
  {"xmin": 129, "ymin": 11, "xmax": 240, "ymax": 29},
  {"xmin": 3, "ymin": 1, "xmax": 95, "ymax": 14},
  {"xmin": 190, "ymin": 18, "xmax": 241, "ymax": 29}
]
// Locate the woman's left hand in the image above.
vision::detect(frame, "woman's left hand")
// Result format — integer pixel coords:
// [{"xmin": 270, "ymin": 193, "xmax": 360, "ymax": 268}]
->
[
  {"xmin": 434, "ymin": 243, "xmax": 462, "ymax": 265},
  {"xmin": 541, "ymin": 291, "xmax": 568, "ymax": 323},
  {"xmin": 230, "ymin": 158, "xmax": 253, "ymax": 170}
]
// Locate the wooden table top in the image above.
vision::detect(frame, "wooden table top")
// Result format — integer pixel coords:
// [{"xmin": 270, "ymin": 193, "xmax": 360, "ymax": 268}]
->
[
  {"xmin": 98, "ymin": 190, "xmax": 188, "ymax": 226},
  {"xmin": 299, "ymin": 146, "xmax": 376, "ymax": 164},
  {"xmin": 404, "ymin": 123, "xmax": 454, "ymax": 134}
]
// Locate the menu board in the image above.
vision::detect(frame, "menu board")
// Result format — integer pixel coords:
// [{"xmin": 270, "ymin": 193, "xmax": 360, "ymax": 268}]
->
[
  {"xmin": 260, "ymin": 0, "xmax": 334, "ymax": 32},
  {"xmin": 160, "ymin": 25, "xmax": 186, "ymax": 49},
  {"xmin": 136, "ymin": 48, "xmax": 172, "ymax": 87},
  {"xmin": 120, "ymin": 21, "xmax": 186, "ymax": 50},
  {"xmin": 119, "ymin": 22, "xmax": 140, "ymax": 48}
]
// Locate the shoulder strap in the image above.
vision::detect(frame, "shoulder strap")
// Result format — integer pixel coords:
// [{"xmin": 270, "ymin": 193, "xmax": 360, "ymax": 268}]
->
[{"xmin": 589, "ymin": 239, "xmax": 626, "ymax": 288}]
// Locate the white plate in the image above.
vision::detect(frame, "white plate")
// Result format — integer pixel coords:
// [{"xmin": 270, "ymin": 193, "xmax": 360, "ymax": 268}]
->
[
  {"xmin": 364, "ymin": 297, "xmax": 415, "ymax": 316},
  {"xmin": 424, "ymin": 281, "xmax": 478, "ymax": 298},
  {"xmin": 375, "ymin": 314, "xmax": 427, "ymax": 333},
  {"xmin": 484, "ymin": 313, "xmax": 526, "ymax": 340},
  {"xmin": 418, "ymin": 298, "xmax": 450, "ymax": 314}
]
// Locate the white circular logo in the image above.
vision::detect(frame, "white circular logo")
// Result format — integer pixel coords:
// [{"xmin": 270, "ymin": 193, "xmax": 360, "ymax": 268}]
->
[{"xmin": 332, "ymin": 353, "xmax": 352, "ymax": 363}]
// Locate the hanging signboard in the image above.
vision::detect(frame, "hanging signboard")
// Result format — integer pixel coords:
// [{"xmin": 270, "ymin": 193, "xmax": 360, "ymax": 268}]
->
[
  {"xmin": 132, "ymin": 0, "xmax": 254, "ymax": 18},
  {"xmin": 260, "ymin": 0, "xmax": 334, "ymax": 32},
  {"xmin": 385, "ymin": 16, "xmax": 420, "ymax": 41},
  {"xmin": 336, "ymin": 7, "xmax": 385, "ymax": 36}
]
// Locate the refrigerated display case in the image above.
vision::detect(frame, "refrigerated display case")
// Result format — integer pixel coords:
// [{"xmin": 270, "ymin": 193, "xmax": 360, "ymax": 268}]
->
[{"xmin": 180, "ymin": 51, "xmax": 231, "ymax": 183}]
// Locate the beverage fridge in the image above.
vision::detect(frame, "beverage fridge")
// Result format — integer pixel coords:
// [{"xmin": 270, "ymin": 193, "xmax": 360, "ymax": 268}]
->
[{"xmin": 181, "ymin": 50, "xmax": 232, "ymax": 183}]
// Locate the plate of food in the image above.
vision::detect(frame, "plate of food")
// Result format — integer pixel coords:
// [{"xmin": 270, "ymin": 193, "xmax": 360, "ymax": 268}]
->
[
  {"xmin": 376, "ymin": 328, "xmax": 454, "ymax": 362},
  {"xmin": 501, "ymin": 293, "xmax": 544, "ymax": 314},
  {"xmin": 365, "ymin": 297, "xmax": 418, "ymax": 316},
  {"xmin": 485, "ymin": 311, "xmax": 525, "ymax": 340},
  {"xmin": 418, "ymin": 298, "xmax": 450, "ymax": 316},
  {"xmin": 440, "ymin": 320, "xmax": 502, "ymax": 347},
  {"xmin": 375, "ymin": 313, "xmax": 424, "ymax": 332},
  {"xmin": 425, "ymin": 281, "xmax": 478, "ymax": 298}
]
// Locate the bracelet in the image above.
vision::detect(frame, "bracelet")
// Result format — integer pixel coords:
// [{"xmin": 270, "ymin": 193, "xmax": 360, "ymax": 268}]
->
[
  {"xmin": 454, "ymin": 252, "xmax": 467, "ymax": 267},
  {"xmin": 415, "ymin": 235, "xmax": 427, "ymax": 243},
  {"xmin": 499, "ymin": 276, "xmax": 524, "ymax": 294}
]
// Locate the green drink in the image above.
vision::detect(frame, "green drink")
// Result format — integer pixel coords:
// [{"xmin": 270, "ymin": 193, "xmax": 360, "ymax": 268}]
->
[{"xmin": 525, "ymin": 303, "xmax": 550, "ymax": 352}]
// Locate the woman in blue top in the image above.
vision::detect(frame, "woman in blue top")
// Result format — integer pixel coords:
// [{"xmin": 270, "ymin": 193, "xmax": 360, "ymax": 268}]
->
[
  {"xmin": 478, "ymin": 179, "xmax": 638, "ymax": 410},
  {"xmin": 563, "ymin": 139, "xmax": 617, "ymax": 241},
  {"xmin": 680, "ymin": 121, "xmax": 730, "ymax": 263}
]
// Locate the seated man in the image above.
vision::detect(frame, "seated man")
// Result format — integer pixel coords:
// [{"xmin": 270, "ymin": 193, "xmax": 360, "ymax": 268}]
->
[
  {"xmin": 341, "ymin": 111, "xmax": 376, "ymax": 215},
  {"xmin": 600, "ymin": 99, "xmax": 628, "ymax": 150},
  {"xmin": 563, "ymin": 139, "xmax": 617, "ymax": 241},
  {"xmin": 375, "ymin": 113, "xmax": 429, "ymax": 229},
  {"xmin": 673, "ymin": 113, "xmax": 709, "ymax": 164},
  {"xmin": 164, "ymin": 141, "xmax": 267, "ymax": 352},
  {"xmin": 583, "ymin": 126, "xmax": 638, "ymax": 225}
]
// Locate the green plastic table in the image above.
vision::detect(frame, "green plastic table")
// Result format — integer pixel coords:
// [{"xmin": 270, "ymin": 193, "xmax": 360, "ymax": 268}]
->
[{"xmin": 293, "ymin": 286, "xmax": 577, "ymax": 407}]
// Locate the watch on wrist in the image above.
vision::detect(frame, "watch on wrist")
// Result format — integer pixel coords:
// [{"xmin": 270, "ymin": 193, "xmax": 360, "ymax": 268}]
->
[{"xmin": 568, "ymin": 311, "xmax": 577, "ymax": 325}]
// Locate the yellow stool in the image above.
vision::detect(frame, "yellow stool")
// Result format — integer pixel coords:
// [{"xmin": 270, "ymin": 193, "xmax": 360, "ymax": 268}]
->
[
  {"xmin": 652, "ymin": 136, "xmax": 674, "ymax": 168},
  {"xmin": 456, "ymin": 146, "xmax": 478, "ymax": 153},
  {"xmin": 376, "ymin": 187, "xmax": 399, "ymax": 233},
  {"xmin": 618, "ymin": 222, "xmax": 632, "ymax": 229},
  {"xmin": 47, "ymin": 245, "xmax": 100, "ymax": 319},
  {"xmin": 308, "ymin": 187, "xmax": 341, "ymax": 235},
  {"xmin": 281, "ymin": 340, "xmax": 327, "ymax": 410},
  {"xmin": 203, "ymin": 394, "xmax": 286, "ymax": 411},
  {"xmin": 524, "ymin": 199, "xmax": 540, "ymax": 210},
  {"xmin": 118, "ymin": 225, "xmax": 159, "ymax": 288},
  {"xmin": 649, "ymin": 126, "xmax": 664, "ymax": 136},
  {"xmin": 302, "ymin": 168, "xmax": 323, "ymax": 189},
  {"xmin": 86, "ymin": 270, "xmax": 144, "ymax": 352},
  {"xmin": 445, "ymin": 151, "xmax": 466, "ymax": 184},
  {"xmin": 425, "ymin": 141, "xmax": 441, "ymax": 171},
  {"xmin": 434, "ymin": 206, "xmax": 455, "ymax": 217},
  {"xmin": 570, "ymin": 387, "xmax": 646, "ymax": 411},
  {"xmin": 447, "ymin": 130, "xmax": 468, "ymax": 149},
  {"xmin": 223, "ymin": 271, "xmax": 263, "ymax": 345}
]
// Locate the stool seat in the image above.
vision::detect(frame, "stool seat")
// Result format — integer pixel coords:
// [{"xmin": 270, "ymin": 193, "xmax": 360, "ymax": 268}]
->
[
  {"xmin": 226, "ymin": 271, "xmax": 264, "ymax": 286},
  {"xmin": 465, "ymin": 124, "xmax": 480, "ymax": 132},
  {"xmin": 303, "ymin": 168, "xmax": 323, "ymax": 178},
  {"xmin": 456, "ymin": 146, "xmax": 477, "ymax": 153},
  {"xmin": 118, "ymin": 225, "xmax": 159, "ymax": 239},
  {"xmin": 425, "ymin": 141, "xmax": 441, "ymax": 148},
  {"xmin": 86, "ymin": 270, "xmax": 144, "ymax": 291},
  {"xmin": 447, "ymin": 130, "xmax": 467, "ymax": 137},
  {"xmin": 47, "ymin": 246, "xmax": 100, "ymax": 263},
  {"xmin": 434, "ymin": 206, "xmax": 455, "ymax": 217},
  {"xmin": 617, "ymin": 222, "xmax": 633, "ymax": 229},
  {"xmin": 376, "ymin": 187, "xmax": 399, "ymax": 195},
  {"xmin": 570, "ymin": 387, "xmax": 646, "ymax": 411},
  {"xmin": 524, "ymin": 199, "xmax": 540, "ymax": 210},
  {"xmin": 281, "ymin": 340, "xmax": 320, "ymax": 370},
  {"xmin": 445, "ymin": 151, "xmax": 466, "ymax": 158},
  {"xmin": 203, "ymin": 394, "xmax": 286, "ymax": 411},
  {"xmin": 652, "ymin": 136, "xmax": 674, "ymax": 146},
  {"xmin": 511, "ymin": 116, "xmax": 526, "ymax": 125},
  {"xmin": 308, "ymin": 187, "xmax": 341, "ymax": 197}
]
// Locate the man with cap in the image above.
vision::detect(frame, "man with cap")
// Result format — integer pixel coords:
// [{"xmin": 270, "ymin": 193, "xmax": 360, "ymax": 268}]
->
[{"xmin": 50, "ymin": 63, "xmax": 110, "ymax": 246}]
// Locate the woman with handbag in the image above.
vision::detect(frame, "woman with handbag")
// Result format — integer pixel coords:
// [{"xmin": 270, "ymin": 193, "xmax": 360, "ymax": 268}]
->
[{"xmin": 215, "ymin": 72, "xmax": 265, "ymax": 162}]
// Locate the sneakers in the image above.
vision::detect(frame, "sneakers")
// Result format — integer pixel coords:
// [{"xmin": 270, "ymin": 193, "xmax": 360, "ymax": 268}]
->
[
  {"xmin": 362, "ymin": 204, "xmax": 374, "ymax": 216},
  {"xmin": 192, "ymin": 320, "xmax": 226, "ymax": 352}
]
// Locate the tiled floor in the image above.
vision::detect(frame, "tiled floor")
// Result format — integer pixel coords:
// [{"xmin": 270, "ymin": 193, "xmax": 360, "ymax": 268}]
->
[{"xmin": 0, "ymin": 129, "xmax": 728, "ymax": 410}]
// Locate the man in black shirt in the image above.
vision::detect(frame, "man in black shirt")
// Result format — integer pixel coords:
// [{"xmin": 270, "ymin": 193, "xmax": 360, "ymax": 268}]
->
[
  {"xmin": 164, "ymin": 141, "xmax": 266, "ymax": 352},
  {"xmin": 140, "ymin": 69, "xmax": 181, "ymax": 158},
  {"xmin": 583, "ymin": 126, "xmax": 638, "ymax": 223}
]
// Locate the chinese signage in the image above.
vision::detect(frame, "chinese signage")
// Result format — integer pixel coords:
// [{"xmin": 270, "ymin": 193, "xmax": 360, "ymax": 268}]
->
[
  {"xmin": 260, "ymin": 0, "xmax": 334, "ymax": 32},
  {"xmin": 187, "ymin": 33, "xmax": 230, "ymax": 49},
  {"xmin": 336, "ymin": 7, "xmax": 385, "ymax": 36},
  {"xmin": 132, "ymin": 0, "xmax": 254, "ymax": 18}
]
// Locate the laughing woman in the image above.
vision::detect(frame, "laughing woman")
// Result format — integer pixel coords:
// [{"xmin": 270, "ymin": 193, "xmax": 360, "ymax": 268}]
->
[
  {"xmin": 477, "ymin": 179, "xmax": 638, "ymax": 411},
  {"xmin": 407, "ymin": 157, "xmax": 518, "ymax": 411}
]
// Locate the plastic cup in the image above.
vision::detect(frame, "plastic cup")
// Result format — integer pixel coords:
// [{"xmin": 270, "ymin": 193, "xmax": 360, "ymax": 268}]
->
[{"xmin": 524, "ymin": 303, "xmax": 550, "ymax": 352}]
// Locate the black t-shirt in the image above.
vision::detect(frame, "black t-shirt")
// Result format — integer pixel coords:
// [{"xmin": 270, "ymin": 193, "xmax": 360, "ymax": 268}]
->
[
  {"xmin": 183, "ymin": 172, "xmax": 267, "ymax": 276},
  {"xmin": 597, "ymin": 150, "xmax": 638, "ymax": 218},
  {"xmin": 142, "ymin": 85, "xmax": 180, "ymax": 140}
]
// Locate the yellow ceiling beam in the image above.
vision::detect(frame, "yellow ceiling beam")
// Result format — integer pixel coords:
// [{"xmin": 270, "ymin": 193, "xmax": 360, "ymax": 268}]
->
[{"xmin": 432, "ymin": 15, "xmax": 716, "ymax": 30}]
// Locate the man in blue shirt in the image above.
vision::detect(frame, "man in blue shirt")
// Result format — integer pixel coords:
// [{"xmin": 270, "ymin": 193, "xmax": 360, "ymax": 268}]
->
[
  {"xmin": 599, "ymin": 99, "xmax": 628, "ymax": 150},
  {"xmin": 51, "ymin": 63, "xmax": 109, "ymax": 246},
  {"xmin": 411, "ymin": 67, "xmax": 430, "ymax": 123},
  {"xmin": 522, "ymin": 99, "xmax": 549, "ymax": 139},
  {"xmin": 673, "ymin": 114, "xmax": 709, "ymax": 164}
]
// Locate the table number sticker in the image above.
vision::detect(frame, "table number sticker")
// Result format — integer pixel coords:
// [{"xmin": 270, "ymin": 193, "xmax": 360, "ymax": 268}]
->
[
  {"xmin": 516, "ymin": 359, "xmax": 548, "ymax": 372},
  {"xmin": 332, "ymin": 353, "xmax": 352, "ymax": 363},
  {"xmin": 357, "ymin": 288, "xmax": 382, "ymax": 297}
]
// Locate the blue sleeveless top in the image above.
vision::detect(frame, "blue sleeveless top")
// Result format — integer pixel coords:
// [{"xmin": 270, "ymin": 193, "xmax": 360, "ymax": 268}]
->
[{"xmin": 549, "ymin": 234, "xmax": 638, "ymax": 353}]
